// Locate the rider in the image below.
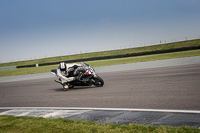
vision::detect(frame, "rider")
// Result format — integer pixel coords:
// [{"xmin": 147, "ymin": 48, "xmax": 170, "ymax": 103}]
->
[{"xmin": 57, "ymin": 62, "xmax": 85, "ymax": 90}]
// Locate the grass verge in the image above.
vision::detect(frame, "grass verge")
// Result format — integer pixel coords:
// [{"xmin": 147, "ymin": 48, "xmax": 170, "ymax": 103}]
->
[
  {"xmin": 0, "ymin": 49, "xmax": 200, "ymax": 77},
  {"xmin": 0, "ymin": 115, "xmax": 199, "ymax": 133},
  {"xmin": 0, "ymin": 39, "xmax": 200, "ymax": 67}
]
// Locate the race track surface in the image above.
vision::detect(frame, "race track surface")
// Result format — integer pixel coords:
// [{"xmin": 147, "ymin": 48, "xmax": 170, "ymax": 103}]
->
[{"xmin": 0, "ymin": 63, "xmax": 200, "ymax": 110}]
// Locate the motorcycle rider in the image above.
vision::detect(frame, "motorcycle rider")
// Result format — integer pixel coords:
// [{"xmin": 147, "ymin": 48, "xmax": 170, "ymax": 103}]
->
[{"xmin": 57, "ymin": 62, "xmax": 85, "ymax": 90}]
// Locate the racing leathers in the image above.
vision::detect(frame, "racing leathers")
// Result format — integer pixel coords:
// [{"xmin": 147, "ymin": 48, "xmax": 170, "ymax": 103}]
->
[{"xmin": 57, "ymin": 63, "xmax": 81, "ymax": 83}]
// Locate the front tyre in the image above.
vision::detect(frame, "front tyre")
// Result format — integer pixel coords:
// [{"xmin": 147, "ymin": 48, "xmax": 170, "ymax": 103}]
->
[{"xmin": 93, "ymin": 75, "xmax": 104, "ymax": 87}]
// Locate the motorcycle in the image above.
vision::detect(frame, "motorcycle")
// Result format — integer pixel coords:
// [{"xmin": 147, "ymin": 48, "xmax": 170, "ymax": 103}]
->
[{"xmin": 51, "ymin": 62, "xmax": 104, "ymax": 89}]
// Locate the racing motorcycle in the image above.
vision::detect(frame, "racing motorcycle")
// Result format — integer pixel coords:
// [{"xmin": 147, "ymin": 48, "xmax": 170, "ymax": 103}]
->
[{"xmin": 51, "ymin": 62, "xmax": 104, "ymax": 89}]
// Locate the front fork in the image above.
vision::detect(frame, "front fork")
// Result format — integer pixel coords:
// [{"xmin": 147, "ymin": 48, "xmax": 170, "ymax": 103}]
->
[{"xmin": 90, "ymin": 74, "xmax": 98, "ymax": 84}]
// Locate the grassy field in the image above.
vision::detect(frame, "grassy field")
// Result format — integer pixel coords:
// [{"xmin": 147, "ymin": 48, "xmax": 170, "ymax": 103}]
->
[
  {"xmin": 0, "ymin": 49, "xmax": 200, "ymax": 77},
  {"xmin": 0, "ymin": 115, "xmax": 199, "ymax": 133},
  {"xmin": 0, "ymin": 39, "xmax": 200, "ymax": 67}
]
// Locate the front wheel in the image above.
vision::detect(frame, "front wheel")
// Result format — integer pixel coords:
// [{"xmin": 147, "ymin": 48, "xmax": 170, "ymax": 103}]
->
[{"xmin": 92, "ymin": 75, "xmax": 104, "ymax": 87}]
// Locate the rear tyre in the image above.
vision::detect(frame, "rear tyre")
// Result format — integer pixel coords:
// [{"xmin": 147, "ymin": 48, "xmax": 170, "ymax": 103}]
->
[{"xmin": 93, "ymin": 75, "xmax": 104, "ymax": 87}]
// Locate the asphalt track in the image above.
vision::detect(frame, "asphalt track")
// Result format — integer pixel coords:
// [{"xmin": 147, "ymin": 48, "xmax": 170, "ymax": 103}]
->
[
  {"xmin": 0, "ymin": 63, "xmax": 200, "ymax": 110},
  {"xmin": 0, "ymin": 56, "xmax": 200, "ymax": 127}
]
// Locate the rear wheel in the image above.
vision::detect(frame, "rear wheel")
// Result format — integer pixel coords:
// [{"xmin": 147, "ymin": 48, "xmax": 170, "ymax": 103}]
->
[{"xmin": 93, "ymin": 75, "xmax": 104, "ymax": 87}]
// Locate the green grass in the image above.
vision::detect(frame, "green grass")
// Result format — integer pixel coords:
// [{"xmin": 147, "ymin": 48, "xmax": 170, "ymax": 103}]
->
[
  {"xmin": 0, "ymin": 39, "xmax": 200, "ymax": 67},
  {"xmin": 0, "ymin": 49, "xmax": 200, "ymax": 77},
  {"xmin": 0, "ymin": 115, "xmax": 199, "ymax": 133},
  {"xmin": 87, "ymin": 49, "xmax": 200, "ymax": 67}
]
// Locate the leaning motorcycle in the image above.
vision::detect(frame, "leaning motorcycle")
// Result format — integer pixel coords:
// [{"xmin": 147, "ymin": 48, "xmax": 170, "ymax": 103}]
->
[{"xmin": 51, "ymin": 62, "xmax": 104, "ymax": 89}]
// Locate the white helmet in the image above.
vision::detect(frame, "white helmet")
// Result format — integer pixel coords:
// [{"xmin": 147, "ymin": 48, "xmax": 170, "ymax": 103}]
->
[{"xmin": 59, "ymin": 62, "xmax": 67, "ymax": 72}]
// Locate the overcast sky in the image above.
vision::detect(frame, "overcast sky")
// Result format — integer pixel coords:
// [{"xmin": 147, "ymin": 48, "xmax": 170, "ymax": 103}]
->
[{"xmin": 0, "ymin": 0, "xmax": 200, "ymax": 63}]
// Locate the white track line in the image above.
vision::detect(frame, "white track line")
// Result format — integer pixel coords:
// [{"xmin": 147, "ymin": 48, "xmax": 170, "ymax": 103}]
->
[{"xmin": 1, "ymin": 107, "xmax": 200, "ymax": 114}]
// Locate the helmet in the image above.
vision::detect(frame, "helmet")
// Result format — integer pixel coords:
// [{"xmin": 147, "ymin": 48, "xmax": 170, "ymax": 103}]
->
[{"xmin": 59, "ymin": 62, "xmax": 67, "ymax": 72}]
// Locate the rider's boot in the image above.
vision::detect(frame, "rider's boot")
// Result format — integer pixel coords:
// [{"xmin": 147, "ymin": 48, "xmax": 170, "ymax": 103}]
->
[{"xmin": 63, "ymin": 83, "xmax": 69, "ymax": 91}]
